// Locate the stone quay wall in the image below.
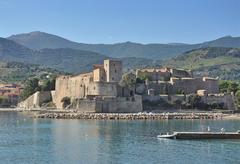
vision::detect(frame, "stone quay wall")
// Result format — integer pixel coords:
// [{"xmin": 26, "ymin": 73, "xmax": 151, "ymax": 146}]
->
[{"xmin": 35, "ymin": 112, "xmax": 223, "ymax": 120}]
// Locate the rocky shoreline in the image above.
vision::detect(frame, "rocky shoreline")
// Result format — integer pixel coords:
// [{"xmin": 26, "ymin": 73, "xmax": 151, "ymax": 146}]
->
[{"xmin": 34, "ymin": 112, "xmax": 223, "ymax": 120}]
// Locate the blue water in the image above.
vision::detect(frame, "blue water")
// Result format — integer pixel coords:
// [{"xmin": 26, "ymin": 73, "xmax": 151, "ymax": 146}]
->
[{"xmin": 0, "ymin": 112, "xmax": 240, "ymax": 164}]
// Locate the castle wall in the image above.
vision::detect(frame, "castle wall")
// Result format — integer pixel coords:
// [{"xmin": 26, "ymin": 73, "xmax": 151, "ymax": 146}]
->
[
  {"xmin": 54, "ymin": 74, "xmax": 91, "ymax": 108},
  {"xmin": 202, "ymin": 77, "xmax": 219, "ymax": 93},
  {"xmin": 51, "ymin": 91, "xmax": 56, "ymax": 104},
  {"xmin": 54, "ymin": 73, "xmax": 120, "ymax": 109},
  {"xmin": 143, "ymin": 95, "xmax": 168, "ymax": 102},
  {"xmin": 170, "ymin": 77, "xmax": 219, "ymax": 94},
  {"xmin": 93, "ymin": 68, "xmax": 106, "ymax": 82},
  {"xmin": 202, "ymin": 94, "xmax": 235, "ymax": 110},
  {"xmin": 87, "ymin": 82, "xmax": 118, "ymax": 97},
  {"xmin": 142, "ymin": 94, "xmax": 185, "ymax": 103},
  {"xmin": 18, "ymin": 91, "xmax": 52, "ymax": 109},
  {"xmin": 142, "ymin": 94, "xmax": 234, "ymax": 110},
  {"xmin": 147, "ymin": 82, "xmax": 171, "ymax": 94},
  {"xmin": 136, "ymin": 69, "xmax": 170, "ymax": 81},
  {"xmin": 71, "ymin": 95, "xmax": 142, "ymax": 113},
  {"xmin": 171, "ymin": 78, "xmax": 201, "ymax": 94},
  {"xmin": 137, "ymin": 77, "xmax": 219, "ymax": 96},
  {"xmin": 117, "ymin": 86, "xmax": 132, "ymax": 97},
  {"xmin": 170, "ymin": 68, "xmax": 192, "ymax": 78},
  {"xmin": 136, "ymin": 83, "xmax": 146, "ymax": 95},
  {"xmin": 71, "ymin": 99, "xmax": 97, "ymax": 112}
]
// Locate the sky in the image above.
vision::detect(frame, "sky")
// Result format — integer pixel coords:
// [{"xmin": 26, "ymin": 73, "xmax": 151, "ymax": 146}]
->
[{"xmin": 0, "ymin": 0, "xmax": 239, "ymax": 44}]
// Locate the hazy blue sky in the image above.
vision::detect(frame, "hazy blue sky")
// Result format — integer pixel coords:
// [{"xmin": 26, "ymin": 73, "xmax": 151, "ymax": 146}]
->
[{"xmin": 0, "ymin": 0, "xmax": 239, "ymax": 44}]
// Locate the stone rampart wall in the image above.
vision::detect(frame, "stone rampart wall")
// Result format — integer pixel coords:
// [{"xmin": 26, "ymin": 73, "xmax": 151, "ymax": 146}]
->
[
  {"xmin": 202, "ymin": 94, "xmax": 235, "ymax": 110},
  {"xmin": 71, "ymin": 95, "xmax": 142, "ymax": 113},
  {"xmin": 18, "ymin": 91, "xmax": 52, "ymax": 109},
  {"xmin": 136, "ymin": 70, "xmax": 170, "ymax": 81},
  {"xmin": 171, "ymin": 78, "xmax": 219, "ymax": 94}
]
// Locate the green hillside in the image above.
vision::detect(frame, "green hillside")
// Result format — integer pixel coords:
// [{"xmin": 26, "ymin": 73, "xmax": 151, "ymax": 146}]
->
[
  {"xmin": 164, "ymin": 47, "xmax": 240, "ymax": 80},
  {"xmin": 0, "ymin": 61, "xmax": 64, "ymax": 84}
]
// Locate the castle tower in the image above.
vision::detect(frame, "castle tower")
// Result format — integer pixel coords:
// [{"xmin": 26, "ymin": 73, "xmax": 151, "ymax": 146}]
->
[{"xmin": 104, "ymin": 59, "xmax": 122, "ymax": 82}]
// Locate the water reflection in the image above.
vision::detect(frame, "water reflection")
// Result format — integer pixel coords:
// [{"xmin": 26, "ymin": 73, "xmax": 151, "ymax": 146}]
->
[{"xmin": 0, "ymin": 112, "xmax": 240, "ymax": 164}]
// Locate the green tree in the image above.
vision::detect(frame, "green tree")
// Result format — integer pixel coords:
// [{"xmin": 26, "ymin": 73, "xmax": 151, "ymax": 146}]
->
[
  {"xmin": 219, "ymin": 80, "xmax": 230, "ymax": 93},
  {"xmin": 235, "ymin": 90, "xmax": 240, "ymax": 107},
  {"xmin": 227, "ymin": 82, "xmax": 239, "ymax": 94},
  {"xmin": 137, "ymin": 72, "xmax": 151, "ymax": 81},
  {"xmin": 188, "ymin": 95, "xmax": 202, "ymax": 109},
  {"xmin": 119, "ymin": 73, "xmax": 136, "ymax": 90},
  {"xmin": 219, "ymin": 80, "xmax": 239, "ymax": 94},
  {"xmin": 61, "ymin": 97, "xmax": 71, "ymax": 109},
  {"xmin": 41, "ymin": 78, "xmax": 56, "ymax": 91},
  {"xmin": 20, "ymin": 78, "xmax": 40, "ymax": 100}
]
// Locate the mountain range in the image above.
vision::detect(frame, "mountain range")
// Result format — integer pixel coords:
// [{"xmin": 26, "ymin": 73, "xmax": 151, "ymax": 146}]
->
[
  {"xmin": 1, "ymin": 31, "xmax": 240, "ymax": 81},
  {"xmin": 8, "ymin": 31, "xmax": 240, "ymax": 60},
  {"xmin": 0, "ymin": 36, "xmax": 156, "ymax": 73}
]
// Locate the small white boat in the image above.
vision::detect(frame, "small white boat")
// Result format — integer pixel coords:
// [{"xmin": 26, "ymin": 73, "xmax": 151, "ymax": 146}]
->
[{"xmin": 157, "ymin": 132, "xmax": 176, "ymax": 139}]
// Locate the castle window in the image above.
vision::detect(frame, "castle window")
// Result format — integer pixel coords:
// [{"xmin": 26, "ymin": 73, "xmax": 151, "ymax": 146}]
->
[
  {"xmin": 115, "ymin": 69, "xmax": 117, "ymax": 73},
  {"xmin": 114, "ymin": 64, "xmax": 115, "ymax": 66},
  {"xmin": 112, "ymin": 77, "xmax": 114, "ymax": 81}
]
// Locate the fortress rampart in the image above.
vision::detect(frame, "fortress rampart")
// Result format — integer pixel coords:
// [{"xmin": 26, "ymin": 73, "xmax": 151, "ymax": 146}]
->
[{"xmin": 19, "ymin": 60, "xmax": 234, "ymax": 111}]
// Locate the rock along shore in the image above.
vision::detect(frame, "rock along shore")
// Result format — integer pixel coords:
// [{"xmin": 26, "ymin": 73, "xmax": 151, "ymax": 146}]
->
[{"xmin": 34, "ymin": 112, "xmax": 223, "ymax": 120}]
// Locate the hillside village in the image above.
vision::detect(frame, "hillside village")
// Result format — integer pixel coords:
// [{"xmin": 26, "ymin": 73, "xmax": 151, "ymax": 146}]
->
[{"xmin": 19, "ymin": 59, "xmax": 236, "ymax": 112}]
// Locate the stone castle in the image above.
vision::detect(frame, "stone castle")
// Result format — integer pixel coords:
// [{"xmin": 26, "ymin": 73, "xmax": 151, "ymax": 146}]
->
[
  {"xmin": 19, "ymin": 59, "xmax": 142, "ymax": 112},
  {"xmin": 136, "ymin": 67, "xmax": 235, "ymax": 110},
  {"xmin": 52, "ymin": 59, "xmax": 142, "ymax": 112},
  {"xmin": 136, "ymin": 68, "xmax": 219, "ymax": 95},
  {"xmin": 19, "ymin": 59, "xmax": 236, "ymax": 111}
]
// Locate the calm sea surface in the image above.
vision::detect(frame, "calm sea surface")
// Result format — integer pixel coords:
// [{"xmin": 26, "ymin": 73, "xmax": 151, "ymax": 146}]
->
[{"xmin": 0, "ymin": 112, "xmax": 240, "ymax": 164}]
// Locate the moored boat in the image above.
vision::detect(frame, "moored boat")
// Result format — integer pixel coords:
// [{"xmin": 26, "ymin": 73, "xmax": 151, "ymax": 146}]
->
[
  {"xmin": 158, "ymin": 130, "xmax": 240, "ymax": 139},
  {"xmin": 157, "ymin": 132, "xmax": 176, "ymax": 139}
]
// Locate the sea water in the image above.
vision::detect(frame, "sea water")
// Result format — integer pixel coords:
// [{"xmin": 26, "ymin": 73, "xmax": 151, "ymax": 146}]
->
[{"xmin": 0, "ymin": 112, "xmax": 240, "ymax": 164}]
